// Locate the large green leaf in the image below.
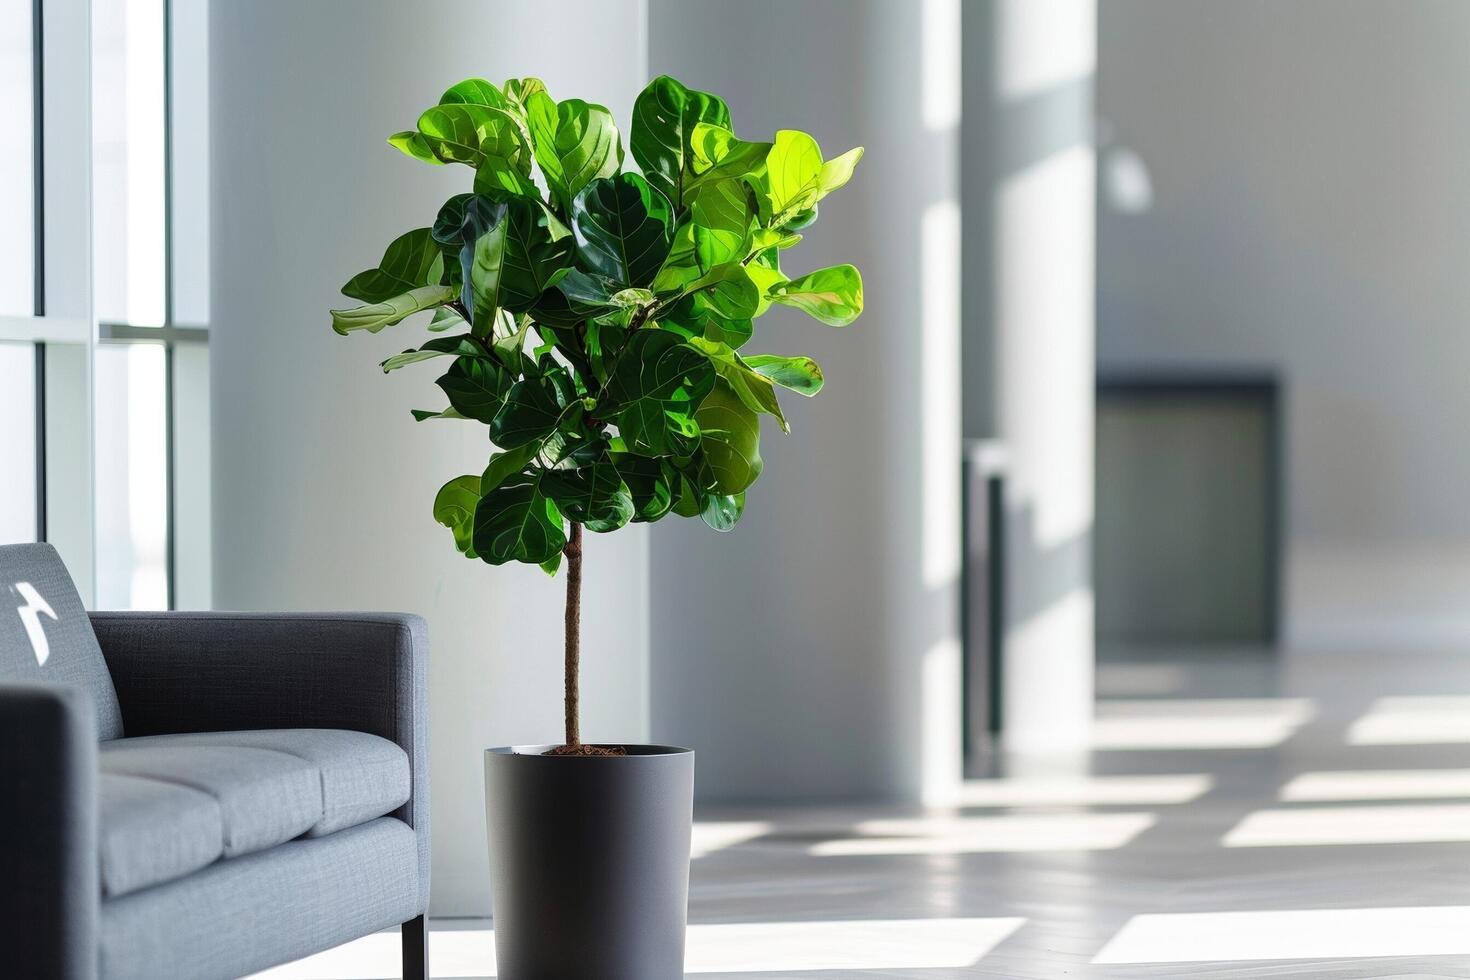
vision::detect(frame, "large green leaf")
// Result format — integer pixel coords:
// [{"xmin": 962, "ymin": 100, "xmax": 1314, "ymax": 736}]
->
[
  {"xmin": 434, "ymin": 475, "xmax": 481, "ymax": 557},
  {"xmin": 688, "ymin": 178, "xmax": 754, "ymax": 271},
  {"xmin": 541, "ymin": 462, "xmax": 634, "ymax": 533},
  {"xmin": 380, "ymin": 334, "xmax": 487, "ymax": 373},
  {"xmin": 435, "ymin": 355, "xmax": 510, "ymax": 423},
  {"xmin": 744, "ymin": 353, "xmax": 825, "ymax": 396},
  {"xmin": 342, "ymin": 228, "xmax": 443, "ymax": 304},
  {"xmin": 571, "ymin": 173, "xmax": 675, "ymax": 288},
  {"xmin": 770, "ymin": 264, "xmax": 864, "ymax": 326},
  {"xmin": 688, "ymin": 123, "xmax": 771, "ymax": 191},
  {"xmin": 818, "ymin": 146, "xmax": 864, "ymax": 197},
  {"xmin": 691, "ymin": 338, "xmax": 787, "ymax": 432},
  {"xmin": 629, "ymin": 75, "xmax": 731, "ymax": 208},
  {"xmin": 330, "ymin": 283, "xmax": 457, "ymax": 336},
  {"xmin": 388, "ymin": 131, "xmax": 445, "ymax": 166},
  {"xmin": 766, "ymin": 129, "xmax": 824, "ymax": 219},
  {"xmin": 482, "ymin": 443, "xmax": 539, "ymax": 495},
  {"xmin": 459, "ymin": 196, "xmax": 576, "ymax": 333},
  {"xmin": 527, "ymin": 94, "xmax": 623, "ymax": 213},
  {"xmin": 701, "ymin": 490, "xmax": 745, "ymax": 532},
  {"xmin": 694, "ymin": 378, "xmax": 764, "ymax": 494},
  {"xmin": 472, "ymin": 471, "xmax": 565, "ymax": 566},
  {"xmin": 611, "ymin": 454, "xmax": 675, "ymax": 522},
  {"xmin": 488, "ymin": 375, "xmax": 564, "ymax": 449},
  {"xmin": 596, "ymin": 330, "xmax": 715, "ymax": 456}
]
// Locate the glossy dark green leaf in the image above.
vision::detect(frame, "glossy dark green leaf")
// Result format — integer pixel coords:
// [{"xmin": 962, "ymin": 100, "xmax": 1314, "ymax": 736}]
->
[
  {"xmin": 527, "ymin": 94, "xmax": 623, "ymax": 212},
  {"xmin": 342, "ymin": 228, "xmax": 443, "ymax": 304},
  {"xmin": 611, "ymin": 454, "xmax": 675, "ymax": 522},
  {"xmin": 701, "ymin": 490, "xmax": 745, "ymax": 532},
  {"xmin": 472, "ymin": 471, "xmax": 565, "ymax": 565},
  {"xmin": 488, "ymin": 375, "xmax": 564, "ymax": 449},
  {"xmin": 481, "ymin": 443, "xmax": 538, "ymax": 493},
  {"xmin": 744, "ymin": 353, "xmax": 825, "ymax": 396},
  {"xmin": 435, "ymin": 355, "xmax": 510, "ymax": 423},
  {"xmin": 459, "ymin": 196, "xmax": 576, "ymax": 333},
  {"xmin": 629, "ymin": 75, "xmax": 731, "ymax": 208},
  {"xmin": 330, "ymin": 283, "xmax": 457, "ymax": 336},
  {"xmin": 410, "ymin": 406, "xmax": 467, "ymax": 422},
  {"xmin": 694, "ymin": 378, "xmax": 764, "ymax": 494},
  {"xmin": 380, "ymin": 334, "xmax": 487, "ymax": 373},
  {"xmin": 596, "ymin": 329, "xmax": 715, "ymax": 456},
  {"xmin": 434, "ymin": 475, "xmax": 480, "ymax": 556},
  {"xmin": 770, "ymin": 264, "xmax": 864, "ymax": 326},
  {"xmin": 541, "ymin": 462, "xmax": 634, "ymax": 533},
  {"xmin": 571, "ymin": 173, "xmax": 675, "ymax": 288}
]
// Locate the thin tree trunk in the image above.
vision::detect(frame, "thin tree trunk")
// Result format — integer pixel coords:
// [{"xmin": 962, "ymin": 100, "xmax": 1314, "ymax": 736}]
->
[{"xmin": 563, "ymin": 522, "xmax": 583, "ymax": 747}]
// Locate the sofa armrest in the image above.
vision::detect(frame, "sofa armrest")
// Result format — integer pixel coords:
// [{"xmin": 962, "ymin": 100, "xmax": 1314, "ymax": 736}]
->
[
  {"xmin": 0, "ymin": 682, "xmax": 99, "ymax": 980},
  {"xmin": 90, "ymin": 612, "xmax": 430, "ymax": 908}
]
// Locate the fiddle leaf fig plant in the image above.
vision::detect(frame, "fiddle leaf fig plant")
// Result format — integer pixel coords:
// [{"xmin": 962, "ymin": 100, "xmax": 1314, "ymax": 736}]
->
[{"xmin": 332, "ymin": 74, "xmax": 863, "ymax": 753}]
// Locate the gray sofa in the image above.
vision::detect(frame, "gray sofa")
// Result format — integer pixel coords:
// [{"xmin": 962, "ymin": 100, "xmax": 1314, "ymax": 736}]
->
[{"xmin": 0, "ymin": 543, "xmax": 429, "ymax": 979}]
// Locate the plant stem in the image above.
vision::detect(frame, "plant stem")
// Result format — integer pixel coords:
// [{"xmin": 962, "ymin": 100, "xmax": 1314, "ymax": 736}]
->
[{"xmin": 563, "ymin": 522, "xmax": 583, "ymax": 747}]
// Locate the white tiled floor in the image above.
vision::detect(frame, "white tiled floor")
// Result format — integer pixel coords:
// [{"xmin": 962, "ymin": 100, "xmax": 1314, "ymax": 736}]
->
[{"xmin": 253, "ymin": 643, "xmax": 1470, "ymax": 978}]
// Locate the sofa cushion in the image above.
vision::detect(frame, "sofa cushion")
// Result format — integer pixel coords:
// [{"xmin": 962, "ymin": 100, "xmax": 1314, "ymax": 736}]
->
[
  {"xmin": 99, "ymin": 774, "xmax": 224, "ymax": 897},
  {"xmin": 101, "ymin": 742, "xmax": 322, "ymax": 860},
  {"xmin": 97, "ymin": 729, "xmax": 411, "ymax": 895},
  {"xmin": 0, "ymin": 543, "xmax": 125, "ymax": 739},
  {"xmin": 115, "ymin": 729, "xmax": 412, "ymax": 837}
]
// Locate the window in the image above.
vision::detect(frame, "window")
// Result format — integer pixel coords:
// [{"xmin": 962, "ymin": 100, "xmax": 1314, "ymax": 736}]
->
[{"xmin": 2, "ymin": 0, "xmax": 211, "ymax": 610}]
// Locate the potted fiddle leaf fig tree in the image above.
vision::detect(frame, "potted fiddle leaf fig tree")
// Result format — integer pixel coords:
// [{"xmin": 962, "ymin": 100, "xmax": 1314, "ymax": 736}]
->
[{"xmin": 331, "ymin": 73, "xmax": 862, "ymax": 979}]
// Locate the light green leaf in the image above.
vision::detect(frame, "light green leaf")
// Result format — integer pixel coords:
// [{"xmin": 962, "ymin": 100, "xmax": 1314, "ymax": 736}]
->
[
  {"xmin": 690, "ymin": 338, "xmax": 787, "ymax": 433},
  {"xmin": 818, "ymin": 146, "xmax": 864, "ymax": 197},
  {"xmin": 744, "ymin": 353, "xmax": 825, "ymax": 396},
  {"xmin": 688, "ymin": 123, "xmax": 772, "ymax": 189},
  {"xmin": 472, "ymin": 471, "xmax": 566, "ymax": 566},
  {"xmin": 688, "ymin": 178, "xmax": 754, "ymax": 271},
  {"xmin": 434, "ymin": 475, "xmax": 481, "ymax": 557},
  {"xmin": 527, "ymin": 94, "xmax": 624, "ymax": 213},
  {"xmin": 388, "ymin": 130, "xmax": 445, "ymax": 165},
  {"xmin": 571, "ymin": 173, "xmax": 675, "ymax": 288},
  {"xmin": 770, "ymin": 264, "xmax": 863, "ymax": 326},
  {"xmin": 427, "ymin": 307, "xmax": 467, "ymax": 333},
  {"xmin": 410, "ymin": 406, "xmax": 467, "ymax": 422},
  {"xmin": 766, "ymin": 129, "xmax": 824, "ymax": 219},
  {"xmin": 330, "ymin": 283, "xmax": 456, "ymax": 335},
  {"xmin": 380, "ymin": 334, "xmax": 486, "ymax": 373},
  {"xmin": 630, "ymin": 75, "xmax": 732, "ymax": 208}
]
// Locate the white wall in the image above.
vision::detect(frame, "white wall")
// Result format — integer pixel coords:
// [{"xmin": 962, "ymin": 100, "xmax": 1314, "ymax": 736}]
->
[
  {"xmin": 647, "ymin": 0, "xmax": 965, "ymax": 804},
  {"xmin": 1097, "ymin": 1, "xmax": 1470, "ymax": 641},
  {"xmin": 209, "ymin": 0, "xmax": 650, "ymax": 915}
]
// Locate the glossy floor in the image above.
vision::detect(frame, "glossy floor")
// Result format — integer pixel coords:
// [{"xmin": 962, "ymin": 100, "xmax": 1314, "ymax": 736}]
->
[{"xmin": 253, "ymin": 643, "xmax": 1470, "ymax": 978}]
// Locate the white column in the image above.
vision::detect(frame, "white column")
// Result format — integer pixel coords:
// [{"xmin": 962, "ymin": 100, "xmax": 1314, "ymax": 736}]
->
[
  {"xmin": 208, "ymin": 0, "xmax": 651, "ymax": 914},
  {"xmin": 647, "ymin": 0, "xmax": 965, "ymax": 804},
  {"xmin": 964, "ymin": 0, "xmax": 1097, "ymax": 753}
]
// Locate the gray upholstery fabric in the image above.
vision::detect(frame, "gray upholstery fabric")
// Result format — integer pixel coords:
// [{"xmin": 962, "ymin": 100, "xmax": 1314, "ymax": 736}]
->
[
  {"xmin": 0, "ymin": 682, "xmax": 99, "ymax": 980},
  {"xmin": 98, "ymin": 773, "xmax": 223, "ymax": 897},
  {"xmin": 0, "ymin": 544, "xmax": 124, "ymax": 739},
  {"xmin": 92, "ymin": 611, "xmax": 430, "ymax": 909},
  {"xmin": 100, "ymin": 817, "xmax": 419, "ymax": 980},
  {"xmin": 113, "ymin": 728, "xmax": 410, "ymax": 837},
  {"xmin": 101, "ymin": 742, "xmax": 321, "ymax": 858}
]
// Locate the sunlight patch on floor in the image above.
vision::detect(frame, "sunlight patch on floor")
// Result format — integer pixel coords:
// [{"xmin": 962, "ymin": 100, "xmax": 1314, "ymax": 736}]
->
[
  {"xmin": 1281, "ymin": 768, "xmax": 1470, "ymax": 802},
  {"xmin": 809, "ymin": 811, "xmax": 1156, "ymax": 856},
  {"xmin": 1223, "ymin": 802, "xmax": 1470, "ymax": 847},
  {"xmin": 1092, "ymin": 698, "xmax": 1315, "ymax": 749},
  {"xmin": 1094, "ymin": 906, "xmax": 1470, "ymax": 963},
  {"xmin": 1348, "ymin": 696, "xmax": 1470, "ymax": 745},
  {"xmin": 958, "ymin": 772, "xmax": 1212, "ymax": 807}
]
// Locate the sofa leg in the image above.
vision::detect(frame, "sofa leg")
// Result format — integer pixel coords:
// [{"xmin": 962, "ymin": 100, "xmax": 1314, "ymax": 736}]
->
[{"xmin": 402, "ymin": 914, "xmax": 428, "ymax": 980}]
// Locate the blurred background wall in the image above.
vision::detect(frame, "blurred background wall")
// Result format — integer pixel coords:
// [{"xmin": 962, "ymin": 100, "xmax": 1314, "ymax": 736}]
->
[{"xmin": 1097, "ymin": 0, "xmax": 1470, "ymax": 645}]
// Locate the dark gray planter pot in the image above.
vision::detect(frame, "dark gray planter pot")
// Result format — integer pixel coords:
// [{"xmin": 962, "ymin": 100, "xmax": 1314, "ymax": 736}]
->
[{"xmin": 484, "ymin": 744, "xmax": 694, "ymax": 980}]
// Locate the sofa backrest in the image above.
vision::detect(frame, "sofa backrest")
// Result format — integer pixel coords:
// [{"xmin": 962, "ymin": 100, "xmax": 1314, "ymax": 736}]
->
[{"xmin": 0, "ymin": 543, "xmax": 124, "ymax": 739}]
